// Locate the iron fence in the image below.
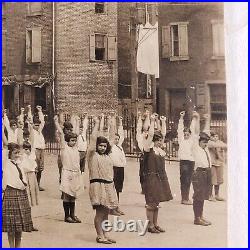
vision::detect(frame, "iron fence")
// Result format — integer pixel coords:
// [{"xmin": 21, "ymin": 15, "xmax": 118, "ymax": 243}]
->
[{"xmin": 44, "ymin": 114, "xmax": 227, "ymax": 160}]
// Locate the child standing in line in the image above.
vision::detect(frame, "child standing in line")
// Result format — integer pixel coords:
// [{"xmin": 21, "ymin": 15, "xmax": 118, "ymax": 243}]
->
[
  {"xmin": 54, "ymin": 115, "xmax": 83, "ymax": 223},
  {"xmin": 110, "ymin": 116, "xmax": 126, "ymax": 215},
  {"xmin": 208, "ymin": 132, "xmax": 227, "ymax": 201},
  {"xmin": 78, "ymin": 113, "xmax": 88, "ymax": 174},
  {"xmin": 2, "ymin": 143, "xmax": 33, "ymax": 248},
  {"xmin": 177, "ymin": 111, "xmax": 196, "ymax": 205},
  {"xmin": 32, "ymin": 106, "xmax": 45, "ymax": 191},
  {"xmin": 142, "ymin": 114, "xmax": 173, "ymax": 234},
  {"xmin": 87, "ymin": 115, "xmax": 118, "ymax": 244}
]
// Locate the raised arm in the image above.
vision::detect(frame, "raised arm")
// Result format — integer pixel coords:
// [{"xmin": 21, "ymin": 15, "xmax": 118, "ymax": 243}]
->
[
  {"xmin": 108, "ymin": 113, "xmax": 117, "ymax": 144},
  {"xmin": 117, "ymin": 116, "xmax": 125, "ymax": 146},
  {"xmin": 54, "ymin": 115, "xmax": 65, "ymax": 149},
  {"xmin": 191, "ymin": 111, "xmax": 200, "ymax": 136},
  {"xmin": 136, "ymin": 111, "xmax": 144, "ymax": 152},
  {"xmin": 2, "ymin": 118, "xmax": 8, "ymax": 147},
  {"xmin": 99, "ymin": 113, "xmax": 105, "ymax": 136},
  {"xmin": 17, "ymin": 108, "xmax": 25, "ymax": 124},
  {"xmin": 74, "ymin": 115, "xmax": 80, "ymax": 135},
  {"xmin": 3, "ymin": 109, "xmax": 10, "ymax": 132},
  {"xmin": 88, "ymin": 116, "xmax": 99, "ymax": 151},
  {"xmin": 144, "ymin": 114, "xmax": 155, "ymax": 152},
  {"xmin": 37, "ymin": 106, "xmax": 45, "ymax": 131},
  {"xmin": 81, "ymin": 113, "xmax": 89, "ymax": 140},
  {"xmin": 143, "ymin": 110, "xmax": 150, "ymax": 131},
  {"xmin": 160, "ymin": 115, "xmax": 167, "ymax": 138},
  {"xmin": 202, "ymin": 113, "xmax": 211, "ymax": 135},
  {"xmin": 27, "ymin": 121, "xmax": 35, "ymax": 148},
  {"xmin": 177, "ymin": 111, "xmax": 185, "ymax": 142},
  {"xmin": 27, "ymin": 105, "xmax": 33, "ymax": 124}
]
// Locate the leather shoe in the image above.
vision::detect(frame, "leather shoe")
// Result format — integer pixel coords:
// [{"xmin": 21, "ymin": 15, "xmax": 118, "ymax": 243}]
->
[
  {"xmin": 181, "ymin": 200, "xmax": 193, "ymax": 205},
  {"xmin": 201, "ymin": 217, "xmax": 212, "ymax": 225},
  {"xmin": 39, "ymin": 187, "xmax": 45, "ymax": 191},
  {"xmin": 64, "ymin": 216, "xmax": 76, "ymax": 223},
  {"xmin": 71, "ymin": 216, "xmax": 81, "ymax": 223},
  {"xmin": 154, "ymin": 225, "xmax": 165, "ymax": 232},
  {"xmin": 148, "ymin": 227, "xmax": 161, "ymax": 233},
  {"xmin": 194, "ymin": 217, "xmax": 210, "ymax": 226},
  {"xmin": 215, "ymin": 196, "xmax": 225, "ymax": 201},
  {"xmin": 32, "ymin": 227, "xmax": 39, "ymax": 231}
]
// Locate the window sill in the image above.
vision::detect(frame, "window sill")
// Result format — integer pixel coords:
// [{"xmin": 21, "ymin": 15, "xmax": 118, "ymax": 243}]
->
[
  {"xmin": 170, "ymin": 56, "xmax": 189, "ymax": 61},
  {"xmin": 211, "ymin": 56, "xmax": 225, "ymax": 60},
  {"xmin": 26, "ymin": 13, "xmax": 43, "ymax": 17}
]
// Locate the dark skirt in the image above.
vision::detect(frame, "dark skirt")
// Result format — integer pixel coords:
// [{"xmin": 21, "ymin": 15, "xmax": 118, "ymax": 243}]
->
[
  {"xmin": 192, "ymin": 168, "xmax": 212, "ymax": 201},
  {"xmin": 143, "ymin": 149, "xmax": 173, "ymax": 208},
  {"xmin": 113, "ymin": 166, "xmax": 124, "ymax": 193},
  {"xmin": 2, "ymin": 186, "xmax": 33, "ymax": 232}
]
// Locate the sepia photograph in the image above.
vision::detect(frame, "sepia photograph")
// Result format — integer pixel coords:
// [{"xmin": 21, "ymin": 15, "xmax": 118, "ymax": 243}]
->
[{"xmin": 1, "ymin": 2, "xmax": 248, "ymax": 248}]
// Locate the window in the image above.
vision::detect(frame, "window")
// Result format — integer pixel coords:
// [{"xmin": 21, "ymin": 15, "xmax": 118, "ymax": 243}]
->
[
  {"xmin": 26, "ymin": 27, "xmax": 42, "ymax": 64},
  {"xmin": 89, "ymin": 33, "xmax": 117, "ymax": 61},
  {"xmin": 27, "ymin": 2, "xmax": 42, "ymax": 16},
  {"xmin": 2, "ymin": 2, "xmax": 6, "ymax": 18},
  {"xmin": 162, "ymin": 22, "xmax": 189, "ymax": 61},
  {"xmin": 95, "ymin": 3, "xmax": 105, "ymax": 14},
  {"xmin": 2, "ymin": 30, "xmax": 7, "ymax": 66},
  {"xmin": 211, "ymin": 20, "xmax": 225, "ymax": 58},
  {"xmin": 210, "ymin": 84, "xmax": 227, "ymax": 119}
]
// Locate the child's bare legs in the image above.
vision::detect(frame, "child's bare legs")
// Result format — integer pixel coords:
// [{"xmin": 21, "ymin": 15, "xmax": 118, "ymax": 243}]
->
[
  {"xmin": 94, "ymin": 207, "xmax": 107, "ymax": 239},
  {"xmin": 7, "ymin": 232, "xmax": 15, "ymax": 248},
  {"xmin": 102, "ymin": 210, "xmax": 116, "ymax": 243},
  {"xmin": 14, "ymin": 232, "xmax": 22, "ymax": 248},
  {"xmin": 146, "ymin": 206, "xmax": 154, "ymax": 228}
]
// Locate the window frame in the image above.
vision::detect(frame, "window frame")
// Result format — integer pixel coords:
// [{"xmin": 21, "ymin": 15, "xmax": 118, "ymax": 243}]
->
[
  {"xmin": 95, "ymin": 2, "xmax": 106, "ymax": 15},
  {"xmin": 89, "ymin": 32, "xmax": 117, "ymax": 62},
  {"xmin": 211, "ymin": 20, "xmax": 225, "ymax": 60},
  {"xmin": 26, "ymin": 27, "xmax": 42, "ymax": 64},
  {"xmin": 27, "ymin": 2, "xmax": 43, "ymax": 16},
  {"xmin": 169, "ymin": 22, "xmax": 189, "ymax": 61}
]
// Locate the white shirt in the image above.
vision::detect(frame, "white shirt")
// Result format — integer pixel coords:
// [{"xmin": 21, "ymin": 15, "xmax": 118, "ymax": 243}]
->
[
  {"xmin": 33, "ymin": 130, "xmax": 45, "ymax": 149},
  {"xmin": 77, "ymin": 134, "xmax": 88, "ymax": 152},
  {"xmin": 177, "ymin": 117, "xmax": 195, "ymax": 161},
  {"xmin": 61, "ymin": 144, "xmax": 80, "ymax": 171},
  {"xmin": 4, "ymin": 159, "xmax": 27, "ymax": 190},
  {"xmin": 20, "ymin": 153, "xmax": 37, "ymax": 173},
  {"xmin": 193, "ymin": 146, "xmax": 212, "ymax": 170},
  {"xmin": 110, "ymin": 144, "xmax": 126, "ymax": 168},
  {"xmin": 8, "ymin": 129, "xmax": 18, "ymax": 144}
]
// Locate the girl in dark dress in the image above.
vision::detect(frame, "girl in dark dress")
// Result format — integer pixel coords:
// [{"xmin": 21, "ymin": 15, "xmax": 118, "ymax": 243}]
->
[{"xmin": 142, "ymin": 114, "xmax": 173, "ymax": 233}]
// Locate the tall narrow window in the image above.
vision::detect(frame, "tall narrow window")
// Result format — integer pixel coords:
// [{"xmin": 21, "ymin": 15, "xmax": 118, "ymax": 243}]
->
[
  {"xmin": 95, "ymin": 3, "xmax": 105, "ymax": 14},
  {"xmin": 27, "ymin": 2, "xmax": 42, "ymax": 16},
  {"xmin": 162, "ymin": 22, "xmax": 189, "ymax": 61},
  {"xmin": 212, "ymin": 20, "xmax": 225, "ymax": 58},
  {"xmin": 26, "ymin": 27, "xmax": 42, "ymax": 64},
  {"xmin": 95, "ymin": 34, "xmax": 106, "ymax": 60},
  {"xmin": 2, "ymin": 30, "xmax": 7, "ymax": 66}
]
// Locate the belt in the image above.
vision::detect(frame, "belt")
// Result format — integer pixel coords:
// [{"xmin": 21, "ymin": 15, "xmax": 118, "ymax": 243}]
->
[
  {"xmin": 196, "ymin": 167, "xmax": 210, "ymax": 171},
  {"xmin": 90, "ymin": 179, "xmax": 113, "ymax": 184}
]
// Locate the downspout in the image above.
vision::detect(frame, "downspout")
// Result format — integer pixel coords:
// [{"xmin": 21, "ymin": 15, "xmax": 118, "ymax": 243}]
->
[{"xmin": 52, "ymin": 2, "xmax": 55, "ymax": 113}]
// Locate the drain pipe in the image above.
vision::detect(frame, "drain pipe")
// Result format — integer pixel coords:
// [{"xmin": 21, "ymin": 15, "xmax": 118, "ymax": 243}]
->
[{"xmin": 52, "ymin": 2, "xmax": 55, "ymax": 113}]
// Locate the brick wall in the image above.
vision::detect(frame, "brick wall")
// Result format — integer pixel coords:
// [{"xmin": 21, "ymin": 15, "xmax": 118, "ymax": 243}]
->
[
  {"xmin": 158, "ymin": 3, "xmax": 226, "ymax": 116},
  {"xmin": 3, "ymin": 2, "xmax": 53, "ymax": 77},
  {"xmin": 55, "ymin": 2, "xmax": 118, "ymax": 115}
]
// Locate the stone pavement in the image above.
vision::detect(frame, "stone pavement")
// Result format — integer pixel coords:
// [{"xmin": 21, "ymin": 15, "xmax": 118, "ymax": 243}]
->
[{"xmin": 2, "ymin": 154, "xmax": 227, "ymax": 248}]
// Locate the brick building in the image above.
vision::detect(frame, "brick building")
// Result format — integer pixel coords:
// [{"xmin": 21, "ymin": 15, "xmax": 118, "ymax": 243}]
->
[
  {"xmin": 2, "ymin": 2, "xmax": 53, "ymax": 117},
  {"xmin": 158, "ymin": 2, "xmax": 226, "ymax": 127},
  {"xmin": 54, "ymin": 2, "xmax": 118, "ymax": 114}
]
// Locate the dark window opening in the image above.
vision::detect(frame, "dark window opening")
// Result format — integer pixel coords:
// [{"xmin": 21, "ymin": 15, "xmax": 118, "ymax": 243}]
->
[
  {"xmin": 95, "ymin": 34, "xmax": 106, "ymax": 60},
  {"xmin": 95, "ymin": 3, "xmax": 105, "ymax": 14},
  {"xmin": 3, "ymin": 85, "xmax": 14, "ymax": 114},
  {"xmin": 35, "ymin": 87, "xmax": 46, "ymax": 111},
  {"xmin": 210, "ymin": 85, "xmax": 227, "ymax": 120}
]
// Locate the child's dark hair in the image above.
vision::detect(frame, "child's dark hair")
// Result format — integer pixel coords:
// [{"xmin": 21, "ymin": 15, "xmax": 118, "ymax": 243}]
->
[
  {"xmin": 8, "ymin": 143, "xmax": 20, "ymax": 159},
  {"xmin": 33, "ymin": 117, "xmax": 41, "ymax": 125},
  {"xmin": 115, "ymin": 133, "xmax": 120, "ymax": 139},
  {"xmin": 96, "ymin": 136, "xmax": 112, "ymax": 155},
  {"xmin": 152, "ymin": 131, "xmax": 163, "ymax": 142},
  {"xmin": 23, "ymin": 129, "xmax": 30, "ymax": 138},
  {"xmin": 10, "ymin": 120, "xmax": 17, "ymax": 127},
  {"xmin": 183, "ymin": 127, "xmax": 191, "ymax": 134},
  {"xmin": 64, "ymin": 132, "xmax": 78, "ymax": 142},
  {"xmin": 23, "ymin": 141, "xmax": 31, "ymax": 151}
]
